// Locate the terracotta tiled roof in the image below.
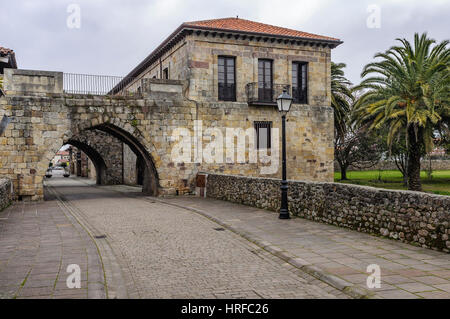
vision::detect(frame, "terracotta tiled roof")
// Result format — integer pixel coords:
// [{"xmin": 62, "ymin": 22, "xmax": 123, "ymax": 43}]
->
[
  {"xmin": 0, "ymin": 46, "xmax": 14, "ymax": 57},
  {"xmin": 184, "ymin": 17, "xmax": 340, "ymax": 42}
]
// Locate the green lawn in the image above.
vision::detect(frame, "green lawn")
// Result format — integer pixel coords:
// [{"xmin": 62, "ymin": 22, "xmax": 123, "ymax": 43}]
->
[{"xmin": 334, "ymin": 170, "xmax": 450, "ymax": 196}]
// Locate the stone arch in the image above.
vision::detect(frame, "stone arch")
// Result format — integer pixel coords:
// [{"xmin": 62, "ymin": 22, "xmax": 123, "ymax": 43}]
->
[
  {"xmin": 66, "ymin": 129, "xmax": 124, "ymax": 185},
  {"xmin": 70, "ymin": 114, "xmax": 160, "ymax": 196},
  {"xmin": 64, "ymin": 139, "xmax": 107, "ymax": 185},
  {"xmin": 91, "ymin": 123, "xmax": 159, "ymax": 196},
  {"xmin": 38, "ymin": 113, "xmax": 161, "ymax": 197}
]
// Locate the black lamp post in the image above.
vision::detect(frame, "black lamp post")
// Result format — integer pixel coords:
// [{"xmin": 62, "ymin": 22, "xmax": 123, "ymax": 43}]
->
[{"xmin": 276, "ymin": 90, "xmax": 293, "ymax": 220}]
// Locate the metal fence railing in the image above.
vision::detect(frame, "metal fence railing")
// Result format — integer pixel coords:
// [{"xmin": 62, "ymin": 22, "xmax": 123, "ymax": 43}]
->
[
  {"xmin": 63, "ymin": 73, "xmax": 135, "ymax": 95},
  {"xmin": 246, "ymin": 82, "xmax": 291, "ymax": 105}
]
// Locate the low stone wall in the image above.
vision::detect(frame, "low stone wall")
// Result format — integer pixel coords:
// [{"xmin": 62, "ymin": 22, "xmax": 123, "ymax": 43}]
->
[
  {"xmin": 334, "ymin": 160, "xmax": 450, "ymax": 172},
  {"xmin": 205, "ymin": 173, "xmax": 450, "ymax": 252},
  {"xmin": 0, "ymin": 178, "xmax": 12, "ymax": 211}
]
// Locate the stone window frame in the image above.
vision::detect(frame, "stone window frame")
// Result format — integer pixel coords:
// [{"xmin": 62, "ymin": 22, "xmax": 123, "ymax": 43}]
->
[
  {"xmin": 217, "ymin": 55, "xmax": 237, "ymax": 102},
  {"xmin": 292, "ymin": 61, "xmax": 308, "ymax": 104}
]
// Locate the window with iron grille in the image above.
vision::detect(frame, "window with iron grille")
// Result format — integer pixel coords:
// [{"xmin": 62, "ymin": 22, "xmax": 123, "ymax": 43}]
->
[
  {"xmin": 218, "ymin": 56, "xmax": 236, "ymax": 101},
  {"xmin": 292, "ymin": 62, "xmax": 308, "ymax": 104},
  {"xmin": 254, "ymin": 121, "xmax": 272, "ymax": 150}
]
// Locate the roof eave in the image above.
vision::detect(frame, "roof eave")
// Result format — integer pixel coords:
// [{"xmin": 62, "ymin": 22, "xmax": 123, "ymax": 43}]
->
[{"xmin": 184, "ymin": 24, "xmax": 343, "ymax": 47}]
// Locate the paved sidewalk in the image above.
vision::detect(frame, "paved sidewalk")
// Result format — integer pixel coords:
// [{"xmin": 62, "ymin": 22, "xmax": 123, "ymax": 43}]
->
[
  {"xmin": 0, "ymin": 191, "xmax": 107, "ymax": 299},
  {"xmin": 157, "ymin": 196, "xmax": 450, "ymax": 299}
]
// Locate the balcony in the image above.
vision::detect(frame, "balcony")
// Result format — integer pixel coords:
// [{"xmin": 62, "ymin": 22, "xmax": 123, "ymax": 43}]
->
[{"xmin": 246, "ymin": 83, "xmax": 291, "ymax": 106}]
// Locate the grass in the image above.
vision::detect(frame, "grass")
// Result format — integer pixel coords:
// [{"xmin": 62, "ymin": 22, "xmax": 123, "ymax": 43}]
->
[{"xmin": 334, "ymin": 170, "xmax": 450, "ymax": 196}]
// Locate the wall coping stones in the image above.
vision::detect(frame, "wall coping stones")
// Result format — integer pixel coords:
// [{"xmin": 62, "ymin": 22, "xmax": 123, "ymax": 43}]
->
[{"xmin": 3, "ymin": 68, "xmax": 63, "ymax": 94}]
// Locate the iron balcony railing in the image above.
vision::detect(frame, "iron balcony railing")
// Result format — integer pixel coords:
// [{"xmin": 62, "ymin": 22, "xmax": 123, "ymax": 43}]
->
[
  {"xmin": 63, "ymin": 73, "xmax": 140, "ymax": 95},
  {"xmin": 246, "ymin": 83, "xmax": 291, "ymax": 106}
]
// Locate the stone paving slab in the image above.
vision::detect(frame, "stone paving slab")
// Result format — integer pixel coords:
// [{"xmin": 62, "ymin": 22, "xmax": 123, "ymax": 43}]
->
[
  {"xmin": 47, "ymin": 178, "xmax": 347, "ymax": 299},
  {"xmin": 155, "ymin": 196, "xmax": 450, "ymax": 299},
  {"xmin": 0, "ymin": 191, "xmax": 107, "ymax": 299}
]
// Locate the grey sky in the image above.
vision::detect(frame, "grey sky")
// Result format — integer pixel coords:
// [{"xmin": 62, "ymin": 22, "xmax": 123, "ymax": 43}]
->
[{"xmin": 1, "ymin": 0, "xmax": 449, "ymax": 85}]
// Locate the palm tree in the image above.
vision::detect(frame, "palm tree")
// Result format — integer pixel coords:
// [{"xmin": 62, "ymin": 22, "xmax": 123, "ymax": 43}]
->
[
  {"xmin": 331, "ymin": 62, "xmax": 353, "ymax": 139},
  {"xmin": 355, "ymin": 33, "xmax": 449, "ymax": 191}
]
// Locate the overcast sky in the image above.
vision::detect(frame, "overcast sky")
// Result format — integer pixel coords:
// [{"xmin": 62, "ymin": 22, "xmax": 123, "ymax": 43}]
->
[{"xmin": 1, "ymin": 0, "xmax": 449, "ymax": 85}]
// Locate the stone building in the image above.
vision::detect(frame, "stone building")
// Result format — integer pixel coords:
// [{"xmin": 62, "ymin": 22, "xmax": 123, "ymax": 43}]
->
[
  {"xmin": 115, "ymin": 17, "xmax": 342, "ymax": 182},
  {"xmin": 0, "ymin": 18, "xmax": 342, "ymax": 200},
  {"xmin": 51, "ymin": 150, "xmax": 70, "ymax": 166}
]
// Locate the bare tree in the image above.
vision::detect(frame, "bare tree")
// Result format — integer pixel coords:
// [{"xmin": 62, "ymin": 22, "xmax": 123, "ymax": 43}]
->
[{"xmin": 335, "ymin": 125, "xmax": 385, "ymax": 180}]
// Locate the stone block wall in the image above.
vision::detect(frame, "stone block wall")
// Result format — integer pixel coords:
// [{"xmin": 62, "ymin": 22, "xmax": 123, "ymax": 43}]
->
[
  {"xmin": 3, "ymin": 69, "xmax": 63, "ymax": 94},
  {"xmin": 196, "ymin": 102, "xmax": 334, "ymax": 182},
  {"xmin": 123, "ymin": 143, "xmax": 138, "ymax": 185},
  {"xmin": 0, "ymin": 178, "xmax": 12, "ymax": 211},
  {"xmin": 187, "ymin": 35, "xmax": 331, "ymax": 106},
  {"xmin": 205, "ymin": 173, "xmax": 450, "ymax": 252},
  {"xmin": 1, "ymin": 69, "xmax": 334, "ymax": 200}
]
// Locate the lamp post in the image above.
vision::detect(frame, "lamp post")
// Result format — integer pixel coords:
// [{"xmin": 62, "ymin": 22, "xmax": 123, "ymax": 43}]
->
[{"xmin": 276, "ymin": 90, "xmax": 293, "ymax": 220}]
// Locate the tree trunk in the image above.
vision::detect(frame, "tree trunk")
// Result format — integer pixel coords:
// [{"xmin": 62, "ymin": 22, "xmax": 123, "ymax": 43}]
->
[
  {"xmin": 407, "ymin": 127, "xmax": 422, "ymax": 191},
  {"xmin": 394, "ymin": 155, "xmax": 408, "ymax": 186},
  {"xmin": 340, "ymin": 164, "xmax": 349, "ymax": 180}
]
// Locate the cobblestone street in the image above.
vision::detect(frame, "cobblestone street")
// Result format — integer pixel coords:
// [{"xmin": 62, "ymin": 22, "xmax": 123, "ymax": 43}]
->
[{"xmin": 0, "ymin": 178, "xmax": 346, "ymax": 299}]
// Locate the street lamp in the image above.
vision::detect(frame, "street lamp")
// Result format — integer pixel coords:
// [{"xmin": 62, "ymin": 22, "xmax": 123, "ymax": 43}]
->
[{"xmin": 276, "ymin": 89, "xmax": 293, "ymax": 220}]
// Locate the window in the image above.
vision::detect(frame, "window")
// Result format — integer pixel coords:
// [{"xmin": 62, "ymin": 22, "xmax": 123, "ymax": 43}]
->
[
  {"xmin": 292, "ymin": 62, "xmax": 308, "ymax": 104},
  {"xmin": 163, "ymin": 68, "xmax": 169, "ymax": 79},
  {"xmin": 258, "ymin": 59, "xmax": 273, "ymax": 102},
  {"xmin": 254, "ymin": 121, "xmax": 272, "ymax": 150},
  {"xmin": 218, "ymin": 56, "xmax": 236, "ymax": 101}
]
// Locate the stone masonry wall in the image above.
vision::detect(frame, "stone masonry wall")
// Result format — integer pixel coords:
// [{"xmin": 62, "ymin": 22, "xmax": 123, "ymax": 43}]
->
[
  {"xmin": 1, "ymin": 69, "xmax": 334, "ymax": 200},
  {"xmin": 335, "ymin": 160, "xmax": 450, "ymax": 172},
  {"xmin": 126, "ymin": 33, "xmax": 331, "ymax": 106},
  {"xmin": 205, "ymin": 173, "xmax": 450, "ymax": 252},
  {"xmin": 196, "ymin": 102, "xmax": 334, "ymax": 182},
  {"xmin": 70, "ymin": 129, "xmax": 124, "ymax": 185},
  {"xmin": 0, "ymin": 178, "xmax": 12, "ymax": 211},
  {"xmin": 123, "ymin": 143, "xmax": 138, "ymax": 185},
  {"xmin": 187, "ymin": 35, "xmax": 331, "ymax": 106}
]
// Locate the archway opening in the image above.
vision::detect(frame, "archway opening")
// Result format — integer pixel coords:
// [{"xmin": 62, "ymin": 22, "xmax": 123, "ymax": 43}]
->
[
  {"xmin": 42, "ymin": 123, "xmax": 159, "ymax": 199},
  {"xmin": 65, "ymin": 139, "xmax": 107, "ymax": 185},
  {"xmin": 88, "ymin": 123, "xmax": 159, "ymax": 196}
]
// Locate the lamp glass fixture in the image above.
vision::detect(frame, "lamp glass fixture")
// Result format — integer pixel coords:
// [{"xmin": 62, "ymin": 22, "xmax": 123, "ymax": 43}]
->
[{"xmin": 276, "ymin": 90, "xmax": 293, "ymax": 113}]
